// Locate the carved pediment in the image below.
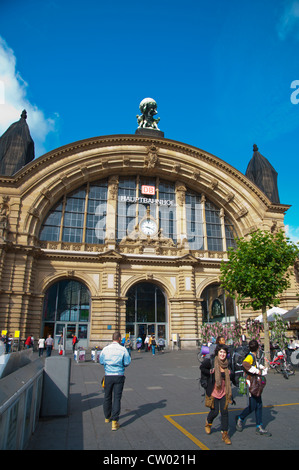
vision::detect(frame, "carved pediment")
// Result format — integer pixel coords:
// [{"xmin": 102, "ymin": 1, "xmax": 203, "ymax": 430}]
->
[
  {"xmin": 177, "ymin": 253, "xmax": 199, "ymax": 265},
  {"xmin": 97, "ymin": 249, "xmax": 124, "ymax": 261}
]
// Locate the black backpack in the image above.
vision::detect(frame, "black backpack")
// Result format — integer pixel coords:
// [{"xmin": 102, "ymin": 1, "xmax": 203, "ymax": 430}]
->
[
  {"xmin": 199, "ymin": 356, "xmax": 214, "ymax": 390},
  {"xmin": 231, "ymin": 344, "xmax": 251, "ymax": 386}
]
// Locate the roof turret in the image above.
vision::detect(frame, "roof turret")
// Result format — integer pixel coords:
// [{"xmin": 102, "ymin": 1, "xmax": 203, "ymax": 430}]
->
[
  {"xmin": 0, "ymin": 109, "xmax": 35, "ymax": 175},
  {"xmin": 245, "ymin": 144, "xmax": 280, "ymax": 203}
]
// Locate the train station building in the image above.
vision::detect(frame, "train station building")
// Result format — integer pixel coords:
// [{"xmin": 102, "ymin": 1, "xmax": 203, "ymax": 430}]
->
[{"xmin": 0, "ymin": 101, "xmax": 297, "ymax": 349}]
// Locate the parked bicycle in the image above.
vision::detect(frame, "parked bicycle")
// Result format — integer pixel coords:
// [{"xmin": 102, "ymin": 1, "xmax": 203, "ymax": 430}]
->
[{"xmin": 266, "ymin": 348, "xmax": 295, "ymax": 379}]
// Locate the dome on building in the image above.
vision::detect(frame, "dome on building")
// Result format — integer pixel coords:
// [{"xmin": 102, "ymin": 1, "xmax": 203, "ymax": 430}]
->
[
  {"xmin": 245, "ymin": 144, "xmax": 280, "ymax": 203},
  {"xmin": 0, "ymin": 110, "xmax": 35, "ymax": 176}
]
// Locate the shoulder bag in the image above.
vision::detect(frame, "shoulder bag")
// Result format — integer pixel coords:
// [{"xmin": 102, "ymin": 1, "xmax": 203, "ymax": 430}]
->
[{"xmin": 249, "ymin": 374, "xmax": 266, "ymax": 397}]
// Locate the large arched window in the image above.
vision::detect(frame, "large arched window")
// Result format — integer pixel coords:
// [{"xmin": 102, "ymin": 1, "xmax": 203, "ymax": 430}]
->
[
  {"xmin": 117, "ymin": 176, "xmax": 176, "ymax": 241},
  {"xmin": 42, "ymin": 279, "xmax": 91, "ymax": 349},
  {"xmin": 185, "ymin": 189, "xmax": 237, "ymax": 251},
  {"xmin": 39, "ymin": 176, "xmax": 237, "ymax": 252},
  {"xmin": 201, "ymin": 283, "xmax": 236, "ymax": 323},
  {"xmin": 39, "ymin": 180, "xmax": 108, "ymax": 243},
  {"xmin": 126, "ymin": 282, "xmax": 167, "ymax": 342}
]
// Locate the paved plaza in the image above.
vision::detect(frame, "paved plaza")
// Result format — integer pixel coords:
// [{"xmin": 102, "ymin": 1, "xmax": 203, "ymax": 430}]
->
[{"xmin": 27, "ymin": 348, "xmax": 299, "ymax": 452}]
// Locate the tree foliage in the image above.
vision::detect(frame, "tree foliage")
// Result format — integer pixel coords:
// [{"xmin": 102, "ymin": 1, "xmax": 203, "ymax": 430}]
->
[
  {"xmin": 220, "ymin": 229, "xmax": 299, "ymax": 359},
  {"xmin": 220, "ymin": 230, "xmax": 299, "ymax": 310},
  {"xmin": 270, "ymin": 313, "xmax": 289, "ymax": 350}
]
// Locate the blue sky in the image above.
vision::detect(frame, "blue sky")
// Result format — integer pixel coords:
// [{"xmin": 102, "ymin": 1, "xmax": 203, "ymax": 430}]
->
[{"xmin": 0, "ymin": 0, "xmax": 298, "ymax": 242}]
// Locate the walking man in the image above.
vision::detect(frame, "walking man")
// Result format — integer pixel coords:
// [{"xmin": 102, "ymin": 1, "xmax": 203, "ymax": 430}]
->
[
  {"xmin": 100, "ymin": 331, "xmax": 131, "ymax": 431},
  {"xmin": 45, "ymin": 334, "xmax": 54, "ymax": 357}
]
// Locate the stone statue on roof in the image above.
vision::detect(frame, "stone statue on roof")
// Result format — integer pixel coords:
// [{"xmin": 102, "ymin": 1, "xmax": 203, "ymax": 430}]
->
[{"xmin": 136, "ymin": 98, "xmax": 161, "ymax": 130}]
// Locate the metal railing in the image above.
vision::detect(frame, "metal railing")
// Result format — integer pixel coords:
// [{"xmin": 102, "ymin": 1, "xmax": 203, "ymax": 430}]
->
[{"xmin": 0, "ymin": 351, "xmax": 44, "ymax": 450}]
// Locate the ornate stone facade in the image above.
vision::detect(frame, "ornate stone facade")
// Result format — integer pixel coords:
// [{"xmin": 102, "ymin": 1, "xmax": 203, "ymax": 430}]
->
[{"xmin": 0, "ymin": 134, "xmax": 297, "ymax": 349}]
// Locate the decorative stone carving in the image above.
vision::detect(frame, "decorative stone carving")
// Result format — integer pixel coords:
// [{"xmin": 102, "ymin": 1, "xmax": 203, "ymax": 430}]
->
[
  {"xmin": 224, "ymin": 192, "xmax": 235, "ymax": 204},
  {"xmin": 173, "ymin": 163, "xmax": 181, "ymax": 174},
  {"xmin": 144, "ymin": 145, "xmax": 159, "ymax": 168},
  {"xmin": 108, "ymin": 175, "xmax": 119, "ymax": 200},
  {"xmin": 210, "ymin": 178, "xmax": 218, "ymax": 190},
  {"xmin": 236, "ymin": 207, "xmax": 248, "ymax": 219},
  {"xmin": 0, "ymin": 196, "xmax": 9, "ymax": 239},
  {"xmin": 176, "ymin": 182, "xmax": 186, "ymax": 207},
  {"xmin": 29, "ymin": 207, "xmax": 40, "ymax": 218},
  {"xmin": 41, "ymin": 189, "xmax": 52, "ymax": 200}
]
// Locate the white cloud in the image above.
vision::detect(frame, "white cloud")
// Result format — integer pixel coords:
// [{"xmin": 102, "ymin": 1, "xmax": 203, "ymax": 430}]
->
[
  {"xmin": 277, "ymin": 0, "xmax": 299, "ymax": 40},
  {"xmin": 0, "ymin": 36, "xmax": 59, "ymax": 157},
  {"xmin": 285, "ymin": 225, "xmax": 299, "ymax": 244}
]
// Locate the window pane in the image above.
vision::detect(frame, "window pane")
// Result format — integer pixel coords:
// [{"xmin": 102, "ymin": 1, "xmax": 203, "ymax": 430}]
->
[
  {"xmin": 201, "ymin": 283, "xmax": 235, "ymax": 323},
  {"xmin": 62, "ymin": 227, "xmax": 83, "ymax": 243},
  {"xmin": 39, "ymin": 202, "xmax": 62, "ymax": 241},
  {"xmin": 117, "ymin": 176, "xmax": 136, "ymax": 240},
  {"xmin": 40, "ymin": 225, "xmax": 60, "ymax": 241},
  {"xmin": 205, "ymin": 200, "xmax": 223, "ymax": 251},
  {"xmin": 225, "ymin": 218, "xmax": 237, "ymax": 249},
  {"xmin": 137, "ymin": 283, "xmax": 155, "ymax": 322},
  {"xmin": 44, "ymin": 280, "xmax": 90, "ymax": 323},
  {"xmin": 126, "ymin": 283, "xmax": 166, "ymax": 324},
  {"xmin": 43, "ymin": 284, "xmax": 58, "ymax": 321},
  {"xmin": 186, "ymin": 191, "xmax": 204, "ymax": 250},
  {"xmin": 159, "ymin": 180, "xmax": 176, "ymax": 241},
  {"xmin": 157, "ymin": 288, "xmax": 166, "ymax": 322},
  {"xmin": 87, "ymin": 181, "xmax": 107, "ymax": 244},
  {"xmin": 62, "ymin": 187, "xmax": 86, "ymax": 243}
]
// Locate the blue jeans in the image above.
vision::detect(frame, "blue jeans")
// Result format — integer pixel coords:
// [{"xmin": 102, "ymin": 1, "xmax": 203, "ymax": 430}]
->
[
  {"xmin": 239, "ymin": 395, "xmax": 263, "ymax": 426},
  {"xmin": 103, "ymin": 375, "xmax": 125, "ymax": 422}
]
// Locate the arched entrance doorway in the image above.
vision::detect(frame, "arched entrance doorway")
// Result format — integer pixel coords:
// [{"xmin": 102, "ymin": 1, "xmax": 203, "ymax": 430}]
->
[
  {"xmin": 126, "ymin": 282, "xmax": 168, "ymax": 348},
  {"xmin": 42, "ymin": 279, "xmax": 91, "ymax": 350}
]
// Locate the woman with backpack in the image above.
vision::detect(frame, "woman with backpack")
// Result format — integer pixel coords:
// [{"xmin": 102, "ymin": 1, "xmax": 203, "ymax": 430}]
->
[
  {"xmin": 150, "ymin": 335, "xmax": 156, "ymax": 356},
  {"xmin": 200, "ymin": 344, "xmax": 233, "ymax": 445},
  {"xmin": 235, "ymin": 339, "xmax": 271, "ymax": 436}
]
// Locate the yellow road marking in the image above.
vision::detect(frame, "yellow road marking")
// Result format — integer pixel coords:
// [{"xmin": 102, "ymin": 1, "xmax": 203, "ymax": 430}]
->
[
  {"xmin": 164, "ymin": 414, "xmax": 210, "ymax": 451},
  {"xmin": 164, "ymin": 403, "xmax": 299, "ymax": 451}
]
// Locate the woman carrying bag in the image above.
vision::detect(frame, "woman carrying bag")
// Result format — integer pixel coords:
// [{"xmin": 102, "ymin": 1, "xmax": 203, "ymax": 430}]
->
[
  {"xmin": 200, "ymin": 344, "xmax": 233, "ymax": 445},
  {"xmin": 235, "ymin": 339, "xmax": 271, "ymax": 436}
]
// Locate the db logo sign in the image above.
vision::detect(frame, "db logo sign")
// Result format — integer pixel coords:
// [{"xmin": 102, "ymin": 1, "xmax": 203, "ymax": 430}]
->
[{"xmin": 141, "ymin": 185, "xmax": 156, "ymax": 195}]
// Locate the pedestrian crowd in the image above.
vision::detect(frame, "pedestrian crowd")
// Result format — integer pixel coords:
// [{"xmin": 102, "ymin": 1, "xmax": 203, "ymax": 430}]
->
[
  {"xmin": 1, "ymin": 327, "xmax": 275, "ymax": 445},
  {"xmin": 200, "ymin": 335, "xmax": 271, "ymax": 445}
]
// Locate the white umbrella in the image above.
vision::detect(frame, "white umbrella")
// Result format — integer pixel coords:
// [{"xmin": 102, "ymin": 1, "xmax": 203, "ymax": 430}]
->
[
  {"xmin": 255, "ymin": 306, "xmax": 287, "ymax": 323},
  {"xmin": 282, "ymin": 305, "xmax": 299, "ymax": 322}
]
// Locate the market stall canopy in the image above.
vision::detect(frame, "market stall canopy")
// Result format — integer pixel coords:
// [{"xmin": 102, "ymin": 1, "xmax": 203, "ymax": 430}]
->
[
  {"xmin": 282, "ymin": 305, "xmax": 299, "ymax": 322},
  {"xmin": 255, "ymin": 306, "xmax": 287, "ymax": 322}
]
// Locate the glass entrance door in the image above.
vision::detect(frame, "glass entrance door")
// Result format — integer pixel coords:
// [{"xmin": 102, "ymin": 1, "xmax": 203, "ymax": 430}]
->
[
  {"xmin": 126, "ymin": 282, "xmax": 168, "ymax": 348},
  {"xmin": 135, "ymin": 323, "xmax": 167, "ymax": 348},
  {"xmin": 43, "ymin": 279, "xmax": 91, "ymax": 351},
  {"xmin": 54, "ymin": 323, "xmax": 89, "ymax": 350}
]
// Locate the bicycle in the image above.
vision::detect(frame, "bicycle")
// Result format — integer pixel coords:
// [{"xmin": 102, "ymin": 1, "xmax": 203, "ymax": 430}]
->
[{"xmin": 265, "ymin": 348, "xmax": 295, "ymax": 379}]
